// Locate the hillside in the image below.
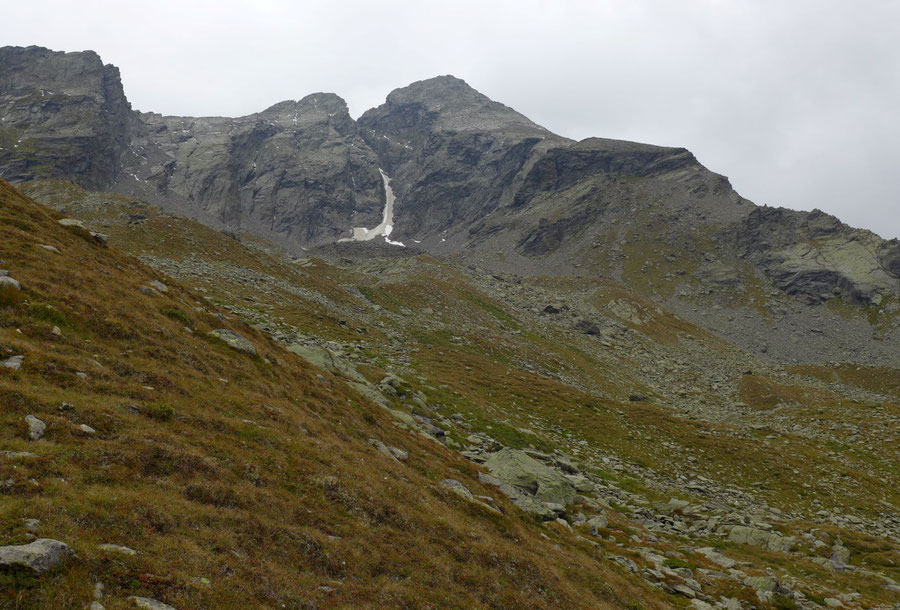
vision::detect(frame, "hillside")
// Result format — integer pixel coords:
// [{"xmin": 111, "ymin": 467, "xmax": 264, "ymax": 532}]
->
[
  {"xmin": 0, "ymin": 180, "xmax": 664, "ymax": 608},
  {"xmin": 6, "ymin": 178, "xmax": 899, "ymax": 609}
]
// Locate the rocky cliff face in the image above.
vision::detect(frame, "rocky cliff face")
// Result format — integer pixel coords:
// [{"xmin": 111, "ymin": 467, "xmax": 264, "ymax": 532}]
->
[
  {"xmin": 124, "ymin": 93, "xmax": 385, "ymax": 246},
  {"xmin": 0, "ymin": 46, "xmax": 135, "ymax": 189}
]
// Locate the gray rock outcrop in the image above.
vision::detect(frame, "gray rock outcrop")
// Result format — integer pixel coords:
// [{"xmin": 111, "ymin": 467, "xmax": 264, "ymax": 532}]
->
[
  {"xmin": 728, "ymin": 525, "xmax": 796, "ymax": 552},
  {"xmin": 729, "ymin": 207, "xmax": 900, "ymax": 305},
  {"xmin": 128, "ymin": 94, "xmax": 385, "ymax": 247},
  {"xmin": 358, "ymin": 75, "xmax": 569, "ymax": 244}
]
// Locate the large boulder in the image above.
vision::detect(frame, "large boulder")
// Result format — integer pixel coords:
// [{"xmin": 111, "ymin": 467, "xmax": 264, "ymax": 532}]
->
[
  {"xmin": 483, "ymin": 448, "xmax": 576, "ymax": 516},
  {"xmin": 0, "ymin": 538, "xmax": 74, "ymax": 574},
  {"xmin": 287, "ymin": 344, "xmax": 362, "ymax": 381}
]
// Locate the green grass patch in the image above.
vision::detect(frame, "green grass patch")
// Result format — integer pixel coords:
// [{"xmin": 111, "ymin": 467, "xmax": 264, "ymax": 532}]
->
[
  {"xmin": 145, "ymin": 403, "xmax": 175, "ymax": 422},
  {"xmin": 29, "ymin": 302, "xmax": 69, "ymax": 327},
  {"xmin": 160, "ymin": 306, "xmax": 193, "ymax": 327}
]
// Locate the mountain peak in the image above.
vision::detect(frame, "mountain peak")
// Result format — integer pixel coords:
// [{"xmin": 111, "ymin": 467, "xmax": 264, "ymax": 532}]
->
[
  {"xmin": 385, "ymin": 74, "xmax": 483, "ymax": 104},
  {"xmin": 366, "ymin": 74, "xmax": 554, "ymax": 135},
  {"xmin": 257, "ymin": 92, "xmax": 354, "ymax": 132},
  {"xmin": 0, "ymin": 45, "xmax": 111, "ymax": 100}
]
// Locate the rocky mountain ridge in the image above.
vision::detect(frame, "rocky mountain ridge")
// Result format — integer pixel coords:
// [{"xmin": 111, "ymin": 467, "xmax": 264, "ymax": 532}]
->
[{"xmin": 1, "ymin": 45, "xmax": 899, "ymax": 362}]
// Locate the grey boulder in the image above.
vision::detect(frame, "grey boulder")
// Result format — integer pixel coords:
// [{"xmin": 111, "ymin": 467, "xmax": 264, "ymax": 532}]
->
[
  {"xmin": 208, "ymin": 329, "xmax": 257, "ymax": 356},
  {"xmin": 0, "ymin": 276, "xmax": 21, "ymax": 290},
  {"xmin": 440, "ymin": 478, "xmax": 475, "ymax": 501},
  {"xmin": 0, "ymin": 538, "xmax": 74, "ymax": 574},
  {"xmin": 480, "ymin": 448, "xmax": 576, "ymax": 519},
  {"xmin": 2, "ymin": 355, "xmax": 24, "ymax": 371},
  {"xmin": 586, "ymin": 514, "xmax": 608, "ymax": 535},
  {"xmin": 25, "ymin": 414, "xmax": 45, "ymax": 440}
]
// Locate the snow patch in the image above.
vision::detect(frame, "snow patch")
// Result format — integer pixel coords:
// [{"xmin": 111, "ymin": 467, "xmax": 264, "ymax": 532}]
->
[{"xmin": 339, "ymin": 169, "xmax": 404, "ymax": 247}]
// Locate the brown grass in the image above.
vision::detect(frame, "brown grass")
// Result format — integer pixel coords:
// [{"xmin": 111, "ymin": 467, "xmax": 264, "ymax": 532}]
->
[
  {"xmin": 0, "ymin": 180, "xmax": 669, "ymax": 608},
  {"xmin": 790, "ymin": 363, "xmax": 900, "ymax": 400}
]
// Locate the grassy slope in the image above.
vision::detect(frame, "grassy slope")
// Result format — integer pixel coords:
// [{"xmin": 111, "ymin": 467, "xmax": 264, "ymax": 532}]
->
[
  {"xmin": 12, "ymin": 179, "xmax": 900, "ymax": 607},
  {"xmin": 0, "ymin": 180, "xmax": 665, "ymax": 609}
]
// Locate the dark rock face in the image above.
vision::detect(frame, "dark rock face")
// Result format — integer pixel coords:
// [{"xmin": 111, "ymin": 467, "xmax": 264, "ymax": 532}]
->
[
  {"xmin": 126, "ymin": 93, "xmax": 385, "ymax": 247},
  {"xmin": 0, "ymin": 46, "xmax": 136, "ymax": 189},
  {"xmin": 512, "ymin": 138, "xmax": 734, "ymax": 208},
  {"xmin": 358, "ymin": 75, "xmax": 570, "ymax": 241}
]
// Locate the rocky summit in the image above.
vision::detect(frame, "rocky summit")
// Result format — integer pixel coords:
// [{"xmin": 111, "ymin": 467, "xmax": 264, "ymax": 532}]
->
[{"xmin": 0, "ymin": 46, "xmax": 898, "ymax": 609}]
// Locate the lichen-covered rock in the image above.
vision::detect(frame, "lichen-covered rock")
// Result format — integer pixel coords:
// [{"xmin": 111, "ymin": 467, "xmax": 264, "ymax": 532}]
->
[
  {"xmin": 287, "ymin": 343, "xmax": 364, "ymax": 381},
  {"xmin": 743, "ymin": 575, "xmax": 778, "ymax": 592},
  {"xmin": 728, "ymin": 525, "xmax": 795, "ymax": 552},
  {"xmin": 730, "ymin": 207, "xmax": 900, "ymax": 305},
  {"xmin": 440, "ymin": 479, "xmax": 501, "ymax": 514},
  {"xmin": 0, "ymin": 538, "xmax": 74, "ymax": 574},
  {"xmin": 831, "ymin": 537, "xmax": 851, "ymax": 566},
  {"xmin": 440, "ymin": 479, "xmax": 474, "ymax": 501},
  {"xmin": 368, "ymin": 439, "xmax": 408, "ymax": 461},
  {"xmin": 481, "ymin": 448, "xmax": 576, "ymax": 518},
  {"xmin": 586, "ymin": 514, "xmax": 608, "ymax": 535},
  {"xmin": 208, "ymin": 329, "xmax": 256, "ymax": 356},
  {"xmin": 25, "ymin": 414, "xmax": 45, "ymax": 440}
]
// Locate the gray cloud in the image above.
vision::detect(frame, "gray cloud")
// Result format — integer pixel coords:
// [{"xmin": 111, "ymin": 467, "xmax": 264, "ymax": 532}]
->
[{"xmin": 7, "ymin": 0, "xmax": 899, "ymax": 238}]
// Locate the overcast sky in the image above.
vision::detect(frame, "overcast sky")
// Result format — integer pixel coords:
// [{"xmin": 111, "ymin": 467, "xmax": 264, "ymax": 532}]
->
[{"xmin": 7, "ymin": 0, "xmax": 900, "ymax": 238}]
